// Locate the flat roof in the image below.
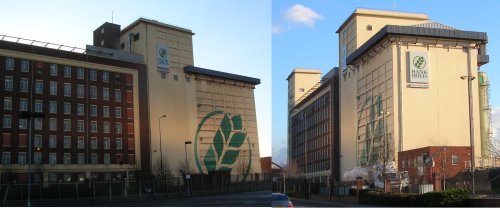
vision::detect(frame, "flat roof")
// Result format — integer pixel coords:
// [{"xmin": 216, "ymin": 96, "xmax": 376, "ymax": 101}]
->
[
  {"xmin": 336, "ymin": 8, "xmax": 429, "ymax": 33},
  {"xmin": 286, "ymin": 68, "xmax": 322, "ymax": 80},
  {"xmin": 121, "ymin": 17, "xmax": 194, "ymax": 35},
  {"xmin": 184, "ymin": 65, "xmax": 260, "ymax": 85},
  {"xmin": 346, "ymin": 25, "xmax": 488, "ymax": 65}
]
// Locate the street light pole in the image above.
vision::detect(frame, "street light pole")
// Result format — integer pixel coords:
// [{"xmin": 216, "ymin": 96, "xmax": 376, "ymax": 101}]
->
[
  {"xmin": 184, "ymin": 141, "xmax": 192, "ymax": 196},
  {"xmin": 158, "ymin": 115, "xmax": 166, "ymax": 178},
  {"xmin": 461, "ymin": 74, "xmax": 476, "ymax": 195}
]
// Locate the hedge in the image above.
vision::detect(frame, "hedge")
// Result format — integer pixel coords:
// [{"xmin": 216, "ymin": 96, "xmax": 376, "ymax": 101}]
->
[{"xmin": 358, "ymin": 189, "xmax": 469, "ymax": 207}]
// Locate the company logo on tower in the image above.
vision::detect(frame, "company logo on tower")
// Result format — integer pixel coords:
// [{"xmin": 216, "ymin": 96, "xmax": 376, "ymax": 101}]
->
[
  {"xmin": 408, "ymin": 51, "xmax": 429, "ymax": 84},
  {"xmin": 156, "ymin": 44, "xmax": 169, "ymax": 72}
]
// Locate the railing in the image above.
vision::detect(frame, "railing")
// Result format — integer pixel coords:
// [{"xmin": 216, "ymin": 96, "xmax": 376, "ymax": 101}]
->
[{"xmin": 0, "ymin": 173, "xmax": 272, "ymax": 206}]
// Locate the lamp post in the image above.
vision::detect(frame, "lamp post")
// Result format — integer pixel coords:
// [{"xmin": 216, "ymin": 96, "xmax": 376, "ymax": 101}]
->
[
  {"xmin": 461, "ymin": 74, "xmax": 476, "ymax": 195},
  {"xmin": 184, "ymin": 141, "xmax": 192, "ymax": 196},
  {"xmin": 158, "ymin": 115, "xmax": 166, "ymax": 178}
]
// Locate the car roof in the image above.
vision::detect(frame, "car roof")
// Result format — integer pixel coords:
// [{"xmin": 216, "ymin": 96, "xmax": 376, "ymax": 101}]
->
[{"xmin": 272, "ymin": 193, "xmax": 287, "ymax": 196}]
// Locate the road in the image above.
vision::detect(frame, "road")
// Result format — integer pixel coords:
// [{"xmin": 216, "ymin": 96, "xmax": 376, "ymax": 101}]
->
[
  {"xmin": 290, "ymin": 197, "xmax": 365, "ymax": 207},
  {"xmin": 91, "ymin": 190, "xmax": 271, "ymax": 207}
]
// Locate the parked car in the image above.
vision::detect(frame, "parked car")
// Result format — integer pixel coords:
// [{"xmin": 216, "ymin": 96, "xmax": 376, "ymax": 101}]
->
[{"xmin": 272, "ymin": 193, "xmax": 293, "ymax": 207}]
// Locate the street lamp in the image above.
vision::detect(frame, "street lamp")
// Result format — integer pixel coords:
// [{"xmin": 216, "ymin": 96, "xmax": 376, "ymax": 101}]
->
[
  {"xmin": 461, "ymin": 75, "xmax": 476, "ymax": 195},
  {"xmin": 158, "ymin": 115, "xmax": 166, "ymax": 178},
  {"xmin": 184, "ymin": 141, "xmax": 192, "ymax": 169},
  {"xmin": 184, "ymin": 141, "xmax": 192, "ymax": 196}
]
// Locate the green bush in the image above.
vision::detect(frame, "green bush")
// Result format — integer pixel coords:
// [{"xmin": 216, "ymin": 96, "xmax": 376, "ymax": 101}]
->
[{"xmin": 358, "ymin": 189, "xmax": 469, "ymax": 207}]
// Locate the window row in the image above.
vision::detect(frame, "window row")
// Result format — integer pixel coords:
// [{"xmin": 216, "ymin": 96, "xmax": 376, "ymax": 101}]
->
[
  {"xmin": 2, "ymin": 116, "xmax": 134, "ymax": 134},
  {"xmin": 2, "ymin": 78, "xmax": 132, "ymax": 102},
  {"xmin": 3, "ymin": 58, "xmax": 133, "ymax": 85},
  {"xmin": 2, "ymin": 133, "xmax": 134, "ymax": 151},
  {"xmin": 1, "ymin": 152, "xmax": 135, "ymax": 166},
  {"xmin": 3, "ymin": 98, "xmax": 132, "ymax": 117}
]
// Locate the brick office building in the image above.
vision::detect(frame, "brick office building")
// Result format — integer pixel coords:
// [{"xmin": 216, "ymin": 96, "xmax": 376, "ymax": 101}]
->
[{"xmin": 0, "ymin": 37, "xmax": 148, "ymax": 183}]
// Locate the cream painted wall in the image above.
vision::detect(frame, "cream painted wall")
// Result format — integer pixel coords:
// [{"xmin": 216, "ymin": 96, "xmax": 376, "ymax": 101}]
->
[
  {"xmin": 120, "ymin": 22, "xmax": 198, "ymax": 176},
  {"xmin": 287, "ymin": 69, "xmax": 322, "ymax": 110}
]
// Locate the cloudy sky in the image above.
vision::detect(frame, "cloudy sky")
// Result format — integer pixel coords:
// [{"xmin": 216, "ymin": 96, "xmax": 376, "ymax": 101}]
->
[{"xmin": 272, "ymin": 0, "xmax": 500, "ymax": 165}]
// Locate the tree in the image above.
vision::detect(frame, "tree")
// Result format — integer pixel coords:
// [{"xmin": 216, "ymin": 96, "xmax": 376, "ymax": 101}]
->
[
  {"xmin": 153, "ymin": 157, "xmax": 172, "ymax": 179},
  {"xmin": 234, "ymin": 157, "xmax": 252, "ymax": 182},
  {"xmin": 177, "ymin": 158, "xmax": 191, "ymax": 176}
]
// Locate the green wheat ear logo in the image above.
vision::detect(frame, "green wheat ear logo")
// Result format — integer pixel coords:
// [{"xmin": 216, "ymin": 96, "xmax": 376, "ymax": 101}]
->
[
  {"xmin": 159, "ymin": 48, "xmax": 167, "ymax": 58},
  {"xmin": 194, "ymin": 111, "xmax": 252, "ymax": 175},
  {"xmin": 413, "ymin": 56, "xmax": 426, "ymax": 69}
]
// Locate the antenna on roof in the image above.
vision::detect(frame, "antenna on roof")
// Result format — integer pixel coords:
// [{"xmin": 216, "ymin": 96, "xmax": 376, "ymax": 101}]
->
[{"xmin": 112, "ymin": 11, "xmax": 114, "ymax": 23}]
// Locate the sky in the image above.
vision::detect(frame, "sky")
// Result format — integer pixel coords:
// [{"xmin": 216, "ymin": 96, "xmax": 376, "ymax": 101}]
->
[
  {"xmin": 0, "ymin": 0, "xmax": 271, "ymax": 157},
  {"xmin": 272, "ymin": 0, "xmax": 500, "ymax": 165}
]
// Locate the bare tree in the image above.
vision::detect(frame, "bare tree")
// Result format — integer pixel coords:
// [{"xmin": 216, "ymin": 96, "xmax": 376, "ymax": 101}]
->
[
  {"xmin": 234, "ymin": 158, "xmax": 252, "ymax": 182},
  {"xmin": 177, "ymin": 158, "xmax": 191, "ymax": 176},
  {"xmin": 153, "ymin": 157, "xmax": 172, "ymax": 179}
]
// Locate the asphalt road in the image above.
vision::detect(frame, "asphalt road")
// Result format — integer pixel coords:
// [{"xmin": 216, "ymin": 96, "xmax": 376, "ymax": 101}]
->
[
  {"xmin": 290, "ymin": 197, "xmax": 363, "ymax": 207},
  {"xmin": 92, "ymin": 190, "xmax": 271, "ymax": 207}
]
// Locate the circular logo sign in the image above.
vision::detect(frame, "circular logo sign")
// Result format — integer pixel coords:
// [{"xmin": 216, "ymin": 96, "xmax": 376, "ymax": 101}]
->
[
  {"xmin": 158, "ymin": 48, "xmax": 167, "ymax": 58},
  {"xmin": 412, "ymin": 56, "xmax": 426, "ymax": 69}
]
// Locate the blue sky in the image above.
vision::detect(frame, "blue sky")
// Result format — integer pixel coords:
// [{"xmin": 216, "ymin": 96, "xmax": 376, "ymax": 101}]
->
[
  {"xmin": 272, "ymin": 0, "xmax": 500, "ymax": 165},
  {"xmin": 0, "ymin": 0, "xmax": 271, "ymax": 157}
]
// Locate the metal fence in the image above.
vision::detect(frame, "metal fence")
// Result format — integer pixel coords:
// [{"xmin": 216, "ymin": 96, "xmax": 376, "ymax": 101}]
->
[{"xmin": 0, "ymin": 173, "xmax": 272, "ymax": 206}]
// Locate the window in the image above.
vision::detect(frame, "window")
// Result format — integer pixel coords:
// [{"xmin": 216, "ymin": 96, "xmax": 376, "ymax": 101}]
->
[
  {"xmin": 48, "ymin": 173, "xmax": 57, "ymax": 182},
  {"xmin": 104, "ymin": 154, "xmax": 110, "ymax": 165},
  {"xmin": 128, "ymin": 154, "xmax": 135, "ymax": 164},
  {"xmin": 4, "ymin": 76, "xmax": 13, "ymax": 91},
  {"xmin": 90, "ymin": 70, "xmax": 97, "ymax": 81},
  {"xmin": 35, "ymin": 100, "xmax": 43, "ymax": 112},
  {"xmin": 104, "ymin": 137, "xmax": 110, "ymax": 149},
  {"xmin": 49, "ymin": 153, "xmax": 57, "ymax": 164},
  {"xmin": 103, "ymin": 121, "xmax": 110, "ymax": 133},
  {"xmin": 91, "ymin": 153, "xmax": 98, "ymax": 164},
  {"xmin": 49, "ymin": 118, "xmax": 57, "ymax": 131},
  {"xmin": 186, "ymin": 76, "xmax": 191, "ymax": 82},
  {"xmin": 49, "ymin": 101, "xmax": 57, "ymax": 113},
  {"xmin": 34, "ymin": 152, "xmax": 42, "ymax": 165},
  {"xmin": 77, "ymin": 67, "xmax": 84, "ymax": 79},
  {"xmin": 126, "ymin": 91, "xmax": 133, "ymax": 103},
  {"xmin": 128, "ymin": 138, "xmax": 135, "ymax": 150},
  {"xmin": 77, "ymin": 137, "xmax": 84, "ymax": 149},
  {"xmin": 91, "ymin": 121, "xmax": 97, "ymax": 132},
  {"xmin": 64, "ymin": 66, "xmax": 71, "ymax": 77},
  {"xmin": 35, "ymin": 80, "xmax": 43, "ymax": 94},
  {"xmin": 77, "ymin": 103, "xmax": 84, "ymax": 116},
  {"xmin": 49, "ymin": 135, "xmax": 57, "ymax": 148},
  {"xmin": 115, "ymin": 89, "xmax": 121, "ymax": 101},
  {"xmin": 34, "ymin": 118, "xmax": 42, "ymax": 130},
  {"xmin": 3, "ymin": 97, "xmax": 12, "ymax": 110},
  {"xmin": 90, "ymin": 86, "xmax": 97, "ymax": 99},
  {"xmin": 116, "ymin": 138, "xmax": 122, "ymax": 150},
  {"xmin": 64, "ymin": 83, "xmax": 71, "ymax": 96},
  {"xmin": 2, "ymin": 133, "xmax": 11, "ymax": 147},
  {"xmin": 133, "ymin": 33, "xmax": 139, "ymax": 41},
  {"xmin": 103, "ymin": 106, "xmax": 110, "ymax": 117},
  {"xmin": 115, "ymin": 107, "xmax": 122, "ymax": 118},
  {"xmin": 20, "ymin": 98, "xmax": 28, "ymax": 111},
  {"xmin": 77, "ymin": 85, "xmax": 84, "ymax": 98},
  {"xmin": 20, "ymin": 78, "xmax": 29, "ymax": 92},
  {"xmin": 91, "ymin": 137, "xmax": 97, "ymax": 149},
  {"xmin": 63, "ymin": 119, "xmax": 71, "ymax": 131},
  {"xmin": 127, "ymin": 123, "xmax": 134, "ymax": 134},
  {"xmin": 3, "ymin": 115, "xmax": 12, "ymax": 128},
  {"xmin": 34, "ymin": 135, "xmax": 42, "ymax": 148},
  {"xmin": 367, "ymin": 24, "xmax": 373, "ymax": 31},
  {"xmin": 116, "ymin": 122, "xmax": 122, "ymax": 134},
  {"xmin": 78, "ymin": 153, "xmax": 85, "ymax": 164},
  {"xmin": 173, "ymin": 74, "xmax": 178, "ymax": 81},
  {"xmin": 452, "ymin": 155, "xmax": 459, "ymax": 165},
  {"xmin": 5, "ymin": 57, "xmax": 14, "ymax": 70},
  {"xmin": 103, "ymin": 88, "xmax": 109, "ymax": 100},
  {"xmin": 90, "ymin": 105, "xmax": 97, "ymax": 117},
  {"xmin": 127, "ymin": 108, "xmax": 134, "ymax": 119},
  {"xmin": 50, "ymin": 81, "xmax": 57, "ymax": 95},
  {"xmin": 19, "ymin": 119, "xmax": 27, "ymax": 129},
  {"xmin": 64, "ymin": 102, "xmax": 71, "ymax": 114},
  {"xmin": 161, "ymin": 73, "xmax": 166, "ymax": 79},
  {"xmin": 125, "ymin": 74, "xmax": 133, "ymax": 85},
  {"xmin": 77, "ymin": 120, "xmax": 84, "ymax": 132},
  {"xmin": 64, "ymin": 153, "xmax": 71, "ymax": 165},
  {"xmin": 64, "ymin": 173, "xmax": 71, "ymax": 182},
  {"xmin": 64, "ymin": 136, "xmax": 71, "ymax": 148},
  {"xmin": 18, "ymin": 152, "xmax": 27, "ymax": 165},
  {"xmin": 50, "ymin": 64, "xmax": 58, "ymax": 76},
  {"xmin": 2, "ymin": 152, "xmax": 10, "ymax": 164},
  {"xmin": 103, "ymin": 72, "xmax": 109, "ymax": 82},
  {"xmin": 21, "ymin": 60, "xmax": 29, "ymax": 72}
]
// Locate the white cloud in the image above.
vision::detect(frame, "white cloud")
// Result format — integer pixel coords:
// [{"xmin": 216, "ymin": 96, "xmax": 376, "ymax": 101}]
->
[
  {"xmin": 284, "ymin": 4, "xmax": 323, "ymax": 27},
  {"xmin": 272, "ymin": 24, "xmax": 283, "ymax": 34}
]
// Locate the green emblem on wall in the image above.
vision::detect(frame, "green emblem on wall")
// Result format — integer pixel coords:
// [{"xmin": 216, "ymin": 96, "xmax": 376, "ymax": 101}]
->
[
  {"xmin": 194, "ymin": 111, "xmax": 252, "ymax": 177},
  {"xmin": 412, "ymin": 56, "xmax": 426, "ymax": 69}
]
